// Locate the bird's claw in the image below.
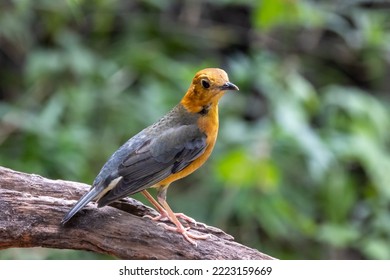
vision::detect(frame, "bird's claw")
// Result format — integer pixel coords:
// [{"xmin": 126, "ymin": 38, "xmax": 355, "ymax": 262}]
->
[
  {"xmin": 144, "ymin": 212, "xmax": 198, "ymax": 225},
  {"xmin": 174, "ymin": 212, "xmax": 197, "ymax": 225},
  {"xmin": 143, "ymin": 214, "xmax": 169, "ymax": 222},
  {"xmin": 157, "ymin": 222, "xmax": 210, "ymax": 246}
]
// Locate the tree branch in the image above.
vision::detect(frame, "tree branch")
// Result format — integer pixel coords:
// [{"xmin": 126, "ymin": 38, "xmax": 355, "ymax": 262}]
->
[{"xmin": 0, "ymin": 166, "xmax": 274, "ymax": 260}]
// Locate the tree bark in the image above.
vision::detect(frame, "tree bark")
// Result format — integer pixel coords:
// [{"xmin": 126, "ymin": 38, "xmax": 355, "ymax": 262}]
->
[{"xmin": 0, "ymin": 166, "xmax": 274, "ymax": 260}]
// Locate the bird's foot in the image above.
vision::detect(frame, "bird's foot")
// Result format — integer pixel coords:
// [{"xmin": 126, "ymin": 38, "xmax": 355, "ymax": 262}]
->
[
  {"xmin": 174, "ymin": 212, "xmax": 197, "ymax": 224},
  {"xmin": 143, "ymin": 213, "xmax": 169, "ymax": 222},
  {"xmin": 157, "ymin": 222, "xmax": 210, "ymax": 246},
  {"xmin": 144, "ymin": 211, "xmax": 198, "ymax": 225}
]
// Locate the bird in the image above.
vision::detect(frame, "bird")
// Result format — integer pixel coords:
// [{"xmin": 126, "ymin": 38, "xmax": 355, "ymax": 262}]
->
[{"xmin": 61, "ymin": 68, "xmax": 239, "ymax": 245}]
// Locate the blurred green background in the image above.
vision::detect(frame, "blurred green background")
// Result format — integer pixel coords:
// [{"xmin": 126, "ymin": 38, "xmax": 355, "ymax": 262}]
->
[{"xmin": 1, "ymin": 0, "xmax": 390, "ymax": 260}]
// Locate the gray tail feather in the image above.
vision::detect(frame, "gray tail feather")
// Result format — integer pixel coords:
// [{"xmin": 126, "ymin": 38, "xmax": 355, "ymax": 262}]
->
[{"xmin": 61, "ymin": 186, "xmax": 103, "ymax": 225}]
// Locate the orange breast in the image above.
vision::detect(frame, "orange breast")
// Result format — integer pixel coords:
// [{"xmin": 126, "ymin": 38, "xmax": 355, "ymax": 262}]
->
[{"xmin": 158, "ymin": 104, "xmax": 219, "ymax": 186}]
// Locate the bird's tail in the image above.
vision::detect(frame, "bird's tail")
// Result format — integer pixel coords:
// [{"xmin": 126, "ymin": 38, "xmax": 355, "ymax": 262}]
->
[{"xmin": 61, "ymin": 186, "xmax": 103, "ymax": 225}]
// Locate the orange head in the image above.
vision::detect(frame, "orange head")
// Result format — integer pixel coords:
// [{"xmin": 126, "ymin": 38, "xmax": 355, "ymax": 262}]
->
[{"xmin": 181, "ymin": 68, "xmax": 239, "ymax": 113}]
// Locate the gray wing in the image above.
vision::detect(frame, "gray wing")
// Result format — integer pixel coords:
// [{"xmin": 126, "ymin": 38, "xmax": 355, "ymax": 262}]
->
[{"xmin": 96, "ymin": 124, "xmax": 207, "ymax": 207}]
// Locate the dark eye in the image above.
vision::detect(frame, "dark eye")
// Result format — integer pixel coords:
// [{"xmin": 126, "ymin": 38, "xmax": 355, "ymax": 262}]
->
[{"xmin": 201, "ymin": 79, "xmax": 210, "ymax": 89}]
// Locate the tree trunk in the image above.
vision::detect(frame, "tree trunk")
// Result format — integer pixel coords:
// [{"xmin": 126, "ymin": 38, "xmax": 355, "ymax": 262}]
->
[{"xmin": 0, "ymin": 166, "xmax": 274, "ymax": 260}]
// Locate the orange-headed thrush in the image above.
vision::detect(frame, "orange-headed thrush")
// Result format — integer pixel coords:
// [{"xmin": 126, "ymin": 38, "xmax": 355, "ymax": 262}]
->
[{"xmin": 61, "ymin": 68, "xmax": 239, "ymax": 244}]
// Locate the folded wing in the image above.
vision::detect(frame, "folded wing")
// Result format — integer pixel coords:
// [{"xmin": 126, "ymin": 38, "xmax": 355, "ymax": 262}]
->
[{"xmin": 97, "ymin": 124, "xmax": 207, "ymax": 207}]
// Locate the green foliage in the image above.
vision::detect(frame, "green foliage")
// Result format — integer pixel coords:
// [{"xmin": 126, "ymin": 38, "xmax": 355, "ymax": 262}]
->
[{"xmin": 1, "ymin": 0, "xmax": 390, "ymax": 259}]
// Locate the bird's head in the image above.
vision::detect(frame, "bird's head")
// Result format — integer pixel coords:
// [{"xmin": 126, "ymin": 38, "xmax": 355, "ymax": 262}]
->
[{"xmin": 181, "ymin": 68, "xmax": 239, "ymax": 114}]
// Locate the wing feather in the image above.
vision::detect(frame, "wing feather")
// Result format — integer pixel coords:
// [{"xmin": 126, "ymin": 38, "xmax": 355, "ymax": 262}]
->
[{"xmin": 97, "ymin": 124, "xmax": 207, "ymax": 207}]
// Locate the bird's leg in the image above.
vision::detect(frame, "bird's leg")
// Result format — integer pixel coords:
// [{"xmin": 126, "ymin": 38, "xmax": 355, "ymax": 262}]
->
[
  {"xmin": 141, "ymin": 190, "xmax": 170, "ymax": 222},
  {"xmin": 155, "ymin": 187, "xmax": 210, "ymax": 245},
  {"xmin": 141, "ymin": 190, "xmax": 197, "ymax": 225}
]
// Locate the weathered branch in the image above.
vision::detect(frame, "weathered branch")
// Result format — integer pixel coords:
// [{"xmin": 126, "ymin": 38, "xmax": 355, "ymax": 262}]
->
[{"xmin": 0, "ymin": 166, "xmax": 274, "ymax": 260}]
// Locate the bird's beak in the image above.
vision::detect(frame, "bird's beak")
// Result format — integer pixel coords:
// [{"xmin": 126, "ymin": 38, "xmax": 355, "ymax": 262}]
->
[{"xmin": 220, "ymin": 82, "xmax": 239, "ymax": 91}]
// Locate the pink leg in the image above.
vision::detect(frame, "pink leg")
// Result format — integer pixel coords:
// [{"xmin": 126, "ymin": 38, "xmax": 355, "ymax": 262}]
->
[
  {"xmin": 141, "ymin": 189, "xmax": 210, "ymax": 245},
  {"xmin": 141, "ymin": 190, "xmax": 197, "ymax": 224}
]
